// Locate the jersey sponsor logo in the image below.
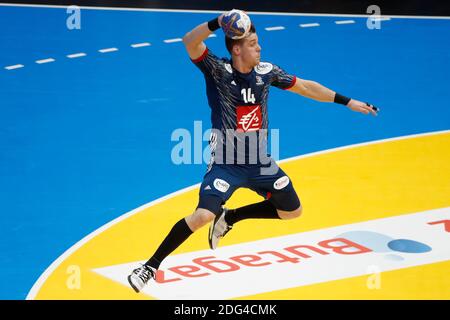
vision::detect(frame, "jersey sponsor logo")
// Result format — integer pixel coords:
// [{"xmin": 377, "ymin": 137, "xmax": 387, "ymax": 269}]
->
[
  {"xmin": 93, "ymin": 207, "xmax": 450, "ymax": 299},
  {"xmin": 236, "ymin": 105, "xmax": 261, "ymax": 132},
  {"xmin": 213, "ymin": 178, "xmax": 230, "ymax": 193},
  {"xmin": 255, "ymin": 62, "xmax": 273, "ymax": 75},
  {"xmin": 224, "ymin": 63, "xmax": 233, "ymax": 74},
  {"xmin": 274, "ymin": 176, "xmax": 290, "ymax": 190},
  {"xmin": 231, "ymin": 80, "xmax": 237, "ymax": 86}
]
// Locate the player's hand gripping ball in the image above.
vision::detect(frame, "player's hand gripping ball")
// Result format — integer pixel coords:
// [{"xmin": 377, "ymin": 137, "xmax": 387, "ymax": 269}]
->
[{"xmin": 221, "ymin": 9, "xmax": 252, "ymax": 39}]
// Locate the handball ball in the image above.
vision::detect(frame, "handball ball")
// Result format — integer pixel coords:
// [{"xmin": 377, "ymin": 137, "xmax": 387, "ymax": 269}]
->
[{"xmin": 221, "ymin": 9, "xmax": 252, "ymax": 40}]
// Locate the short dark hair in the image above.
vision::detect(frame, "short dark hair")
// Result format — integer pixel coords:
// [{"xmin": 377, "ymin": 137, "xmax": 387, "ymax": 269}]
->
[{"xmin": 225, "ymin": 23, "xmax": 256, "ymax": 55}]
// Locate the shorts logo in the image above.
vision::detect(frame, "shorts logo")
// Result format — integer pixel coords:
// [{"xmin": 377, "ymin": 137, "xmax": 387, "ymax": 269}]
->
[
  {"xmin": 213, "ymin": 179, "xmax": 230, "ymax": 193},
  {"xmin": 236, "ymin": 105, "xmax": 262, "ymax": 132},
  {"xmin": 274, "ymin": 176, "xmax": 290, "ymax": 190}
]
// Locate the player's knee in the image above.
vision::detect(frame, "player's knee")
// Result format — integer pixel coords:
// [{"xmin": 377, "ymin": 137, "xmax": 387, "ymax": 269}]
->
[
  {"xmin": 187, "ymin": 208, "xmax": 215, "ymax": 231},
  {"xmin": 277, "ymin": 205, "xmax": 302, "ymax": 220},
  {"xmin": 293, "ymin": 205, "xmax": 303, "ymax": 218}
]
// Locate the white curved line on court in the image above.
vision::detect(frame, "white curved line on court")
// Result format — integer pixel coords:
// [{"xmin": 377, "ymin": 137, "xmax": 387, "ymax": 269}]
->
[
  {"xmin": 26, "ymin": 183, "xmax": 201, "ymax": 299},
  {"xmin": 26, "ymin": 128, "xmax": 450, "ymax": 299}
]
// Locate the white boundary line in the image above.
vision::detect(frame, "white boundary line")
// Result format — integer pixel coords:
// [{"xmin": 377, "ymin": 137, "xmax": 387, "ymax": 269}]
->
[
  {"xmin": 25, "ymin": 129, "xmax": 450, "ymax": 299},
  {"xmin": 300, "ymin": 23, "xmax": 320, "ymax": 27},
  {"xmin": 131, "ymin": 42, "xmax": 151, "ymax": 48},
  {"xmin": 67, "ymin": 52, "xmax": 87, "ymax": 58},
  {"xmin": 335, "ymin": 20, "xmax": 355, "ymax": 24},
  {"xmin": 98, "ymin": 47, "xmax": 118, "ymax": 53},
  {"xmin": 164, "ymin": 38, "xmax": 183, "ymax": 43},
  {"xmin": 0, "ymin": 3, "xmax": 449, "ymax": 20},
  {"xmin": 5, "ymin": 64, "xmax": 24, "ymax": 70},
  {"xmin": 370, "ymin": 17, "xmax": 392, "ymax": 21},
  {"xmin": 35, "ymin": 58, "xmax": 55, "ymax": 64},
  {"xmin": 1, "ymin": 3, "xmax": 448, "ymax": 72},
  {"xmin": 265, "ymin": 26, "xmax": 285, "ymax": 31}
]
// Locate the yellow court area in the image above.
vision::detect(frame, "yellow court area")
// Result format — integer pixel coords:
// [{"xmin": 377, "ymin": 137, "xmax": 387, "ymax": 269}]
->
[{"xmin": 31, "ymin": 131, "xmax": 450, "ymax": 299}]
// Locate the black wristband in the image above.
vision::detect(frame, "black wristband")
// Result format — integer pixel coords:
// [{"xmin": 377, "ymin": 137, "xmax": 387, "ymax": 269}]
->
[
  {"xmin": 334, "ymin": 93, "xmax": 351, "ymax": 106},
  {"xmin": 207, "ymin": 17, "xmax": 220, "ymax": 32}
]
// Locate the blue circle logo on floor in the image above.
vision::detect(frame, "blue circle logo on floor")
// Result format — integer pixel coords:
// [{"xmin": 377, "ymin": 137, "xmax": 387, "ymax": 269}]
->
[
  {"xmin": 387, "ymin": 239, "xmax": 432, "ymax": 253},
  {"xmin": 336, "ymin": 231, "xmax": 432, "ymax": 259}
]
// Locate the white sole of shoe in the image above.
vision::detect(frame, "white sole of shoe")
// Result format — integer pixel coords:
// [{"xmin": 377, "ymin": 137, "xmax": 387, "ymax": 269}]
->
[{"xmin": 127, "ymin": 275, "xmax": 140, "ymax": 293}]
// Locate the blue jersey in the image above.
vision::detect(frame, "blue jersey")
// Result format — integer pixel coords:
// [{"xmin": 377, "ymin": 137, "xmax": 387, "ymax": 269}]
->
[{"xmin": 192, "ymin": 47, "xmax": 296, "ymax": 166}]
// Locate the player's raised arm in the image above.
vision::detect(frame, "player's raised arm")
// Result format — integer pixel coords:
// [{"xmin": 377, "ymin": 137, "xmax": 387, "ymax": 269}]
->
[
  {"xmin": 288, "ymin": 77, "xmax": 379, "ymax": 116},
  {"xmin": 182, "ymin": 14, "xmax": 223, "ymax": 60}
]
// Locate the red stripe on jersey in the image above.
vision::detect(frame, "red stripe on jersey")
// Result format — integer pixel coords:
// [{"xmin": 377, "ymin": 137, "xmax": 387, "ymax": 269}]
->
[
  {"xmin": 191, "ymin": 47, "xmax": 209, "ymax": 63},
  {"xmin": 284, "ymin": 76, "xmax": 297, "ymax": 90}
]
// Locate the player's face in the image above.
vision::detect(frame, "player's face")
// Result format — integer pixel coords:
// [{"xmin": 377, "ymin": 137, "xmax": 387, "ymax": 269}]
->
[{"xmin": 240, "ymin": 33, "xmax": 261, "ymax": 67}]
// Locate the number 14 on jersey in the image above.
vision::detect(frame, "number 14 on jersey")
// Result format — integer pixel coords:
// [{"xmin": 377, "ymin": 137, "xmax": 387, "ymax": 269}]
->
[{"xmin": 241, "ymin": 88, "xmax": 256, "ymax": 104}]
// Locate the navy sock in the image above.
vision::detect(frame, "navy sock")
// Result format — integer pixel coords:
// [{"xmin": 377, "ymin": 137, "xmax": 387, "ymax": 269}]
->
[
  {"xmin": 224, "ymin": 200, "xmax": 280, "ymax": 226},
  {"xmin": 145, "ymin": 218, "xmax": 193, "ymax": 269}
]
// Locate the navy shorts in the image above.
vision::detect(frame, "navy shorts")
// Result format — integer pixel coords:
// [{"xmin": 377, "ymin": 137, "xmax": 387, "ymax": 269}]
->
[{"xmin": 197, "ymin": 161, "xmax": 301, "ymax": 215}]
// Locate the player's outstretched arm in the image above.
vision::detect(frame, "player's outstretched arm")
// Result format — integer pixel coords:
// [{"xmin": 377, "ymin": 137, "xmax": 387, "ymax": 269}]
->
[
  {"xmin": 287, "ymin": 77, "xmax": 379, "ymax": 116},
  {"xmin": 182, "ymin": 14, "xmax": 223, "ymax": 60}
]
